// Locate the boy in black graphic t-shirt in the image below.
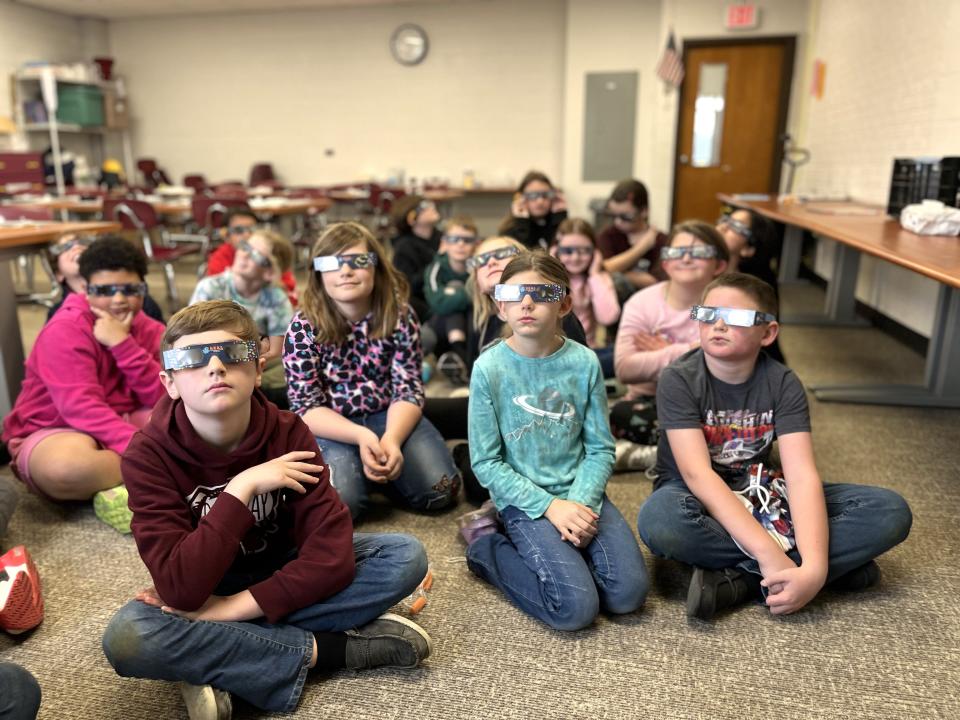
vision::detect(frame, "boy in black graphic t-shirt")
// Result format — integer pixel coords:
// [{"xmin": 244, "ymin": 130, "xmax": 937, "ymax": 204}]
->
[{"xmin": 638, "ymin": 273, "xmax": 912, "ymax": 621}]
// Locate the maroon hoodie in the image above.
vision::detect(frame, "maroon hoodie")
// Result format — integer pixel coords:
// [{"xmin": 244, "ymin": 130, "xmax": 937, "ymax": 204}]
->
[{"xmin": 122, "ymin": 389, "xmax": 355, "ymax": 623}]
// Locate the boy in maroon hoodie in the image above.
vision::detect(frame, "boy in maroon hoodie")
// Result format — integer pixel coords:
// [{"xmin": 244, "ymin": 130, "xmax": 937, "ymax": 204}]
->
[{"xmin": 102, "ymin": 300, "xmax": 432, "ymax": 718}]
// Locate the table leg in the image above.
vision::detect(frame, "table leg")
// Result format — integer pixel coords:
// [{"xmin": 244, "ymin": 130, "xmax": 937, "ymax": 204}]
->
[
  {"xmin": 781, "ymin": 241, "xmax": 869, "ymax": 327},
  {"xmin": 0, "ymin": 259, "xmax": 26, "ymax": 417},
  {"xmin": 812, "ymin": 284, "xmax": 960, "ymax": 408},
  {"xmin": 777, "ymin": 224, "xmax": 804, "ymax": 283}
]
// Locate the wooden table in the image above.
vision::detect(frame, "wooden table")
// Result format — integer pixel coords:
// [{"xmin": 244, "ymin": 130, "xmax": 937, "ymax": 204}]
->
[
  {"xmin": 719, "ymin": 194, "xmax": 960, "ymax": 408},
  {"xmin": 0, "ymin": 221, "xmax": 120, "ymax": 417}
]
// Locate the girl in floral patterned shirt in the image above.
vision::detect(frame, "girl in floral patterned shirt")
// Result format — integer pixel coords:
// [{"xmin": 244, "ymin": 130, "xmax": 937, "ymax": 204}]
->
[{"xmin": 283, "ymin": 222, "xmax": 460, "ymax": 520}]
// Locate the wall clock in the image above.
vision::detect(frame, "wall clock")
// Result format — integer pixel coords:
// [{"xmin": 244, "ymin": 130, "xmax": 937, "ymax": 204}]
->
[{"xmin": 390, "ymin": 24, "xmax": 429, "ymax": 66}]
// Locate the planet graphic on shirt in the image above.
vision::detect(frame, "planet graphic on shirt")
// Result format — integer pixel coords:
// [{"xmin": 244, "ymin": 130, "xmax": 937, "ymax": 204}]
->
[{"xmin": 513, "ymin": 387, "xmax": 576, "ymax": 422}]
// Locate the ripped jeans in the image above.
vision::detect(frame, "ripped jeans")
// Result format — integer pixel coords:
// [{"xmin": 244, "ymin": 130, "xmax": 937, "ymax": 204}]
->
[{"xmin": 316, "ymin": 410, "xmax": 460, "ymax": 520}]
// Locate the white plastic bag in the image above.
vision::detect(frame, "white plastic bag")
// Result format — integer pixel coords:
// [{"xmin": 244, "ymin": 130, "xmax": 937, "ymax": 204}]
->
[{"xmin": 900, "ymin": 200, "xmax": 960, "ymax": 236}]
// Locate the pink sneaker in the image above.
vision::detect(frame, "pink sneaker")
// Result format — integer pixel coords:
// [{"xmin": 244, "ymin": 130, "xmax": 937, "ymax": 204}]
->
[{"xmin": 0, "ymin": 546, "xmax": 44, "ymax": 634}]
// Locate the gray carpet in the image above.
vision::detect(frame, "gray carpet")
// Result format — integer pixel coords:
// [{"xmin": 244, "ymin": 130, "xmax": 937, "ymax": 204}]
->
[{"xmin": 2, "ymin": 282, "xmax": 959, "ymax": 719}]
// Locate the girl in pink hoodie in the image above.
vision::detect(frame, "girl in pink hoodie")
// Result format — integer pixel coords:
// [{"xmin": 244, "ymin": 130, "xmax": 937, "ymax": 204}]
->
[
  {"xmin": 553, "ymin": 218, "xmax": 620, "ymax": 378},
  {"xmin": 2, "ymin": 237, "xmax": 165, "ymax": 516}
]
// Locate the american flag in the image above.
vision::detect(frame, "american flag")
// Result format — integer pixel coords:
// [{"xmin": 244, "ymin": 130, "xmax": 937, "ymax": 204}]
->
[{"xmin": 656, "ymin": 31, "xmax": 685, "ymax": 88}]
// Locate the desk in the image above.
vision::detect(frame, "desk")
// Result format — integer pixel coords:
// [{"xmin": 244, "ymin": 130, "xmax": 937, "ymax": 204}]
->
[
  {"xmin": 719, "ymin": 194, "xmax": 960, "ymax": 408},
  {"xmin": 0, "ymin": 221, "xmax": 120, "ymax": 418}
]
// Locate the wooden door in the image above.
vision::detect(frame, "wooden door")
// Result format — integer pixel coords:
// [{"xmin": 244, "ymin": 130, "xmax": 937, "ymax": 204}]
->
[{"xmin": 672, "ymin": 38, "xmax": 794, "ymax": 224}]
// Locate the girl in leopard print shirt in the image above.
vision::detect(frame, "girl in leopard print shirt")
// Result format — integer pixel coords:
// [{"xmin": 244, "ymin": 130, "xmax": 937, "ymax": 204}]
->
[{"xmin": 283, "ymin": 222, "xmax": 460, "ymax": 520}]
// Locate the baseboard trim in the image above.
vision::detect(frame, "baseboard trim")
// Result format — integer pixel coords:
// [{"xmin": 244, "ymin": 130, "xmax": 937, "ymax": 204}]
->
[{"xmin": 797, "ymin": 266, "xmax": 929, "ymax": 356}]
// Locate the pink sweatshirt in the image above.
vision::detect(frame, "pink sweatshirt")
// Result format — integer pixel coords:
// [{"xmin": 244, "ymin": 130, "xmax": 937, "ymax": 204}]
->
[
  {"xmin": 613, "ymin": 281, "xmax": 699, "ymax": 399},
  {"xmin": 569, "ymin": 273, "xmax": 620, "ymax": 348},
  {"xmin": 2, "ymin": 292, "xmax": 166, "ymax": 454}
]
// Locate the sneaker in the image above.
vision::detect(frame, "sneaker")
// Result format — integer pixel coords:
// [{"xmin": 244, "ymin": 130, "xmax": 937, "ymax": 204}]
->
[
  {"xmin": 456, "ymin": 500, "xmax": 498, "ymax": 545},
  {"xmin": 177, "ymin": 682, "xmax": 232, "ymax": 720},
  {"xmin": 437, "ymin": 352, "xmax": 469, "ymax": 386},
  {"xmin": 828, "ymin": 560, "xmax": 881, "ymax": 592},
  {"xmin": 686, "ymin": 567, "xmax": 758, "ymax": 622},
  {"xmin": 613, "ymin": 440, "xmax": 658, "ymax": 472},
  {"xmin": 0, "ymin": 546, "xmax": 44, "ymax": 634},
  {"xmin": 345, "ymin": 613, "xmax": 432, "ymax": 670},
  {"xmin": 93, "ymin": 485, "xmax": 133, "ymax": 534}
]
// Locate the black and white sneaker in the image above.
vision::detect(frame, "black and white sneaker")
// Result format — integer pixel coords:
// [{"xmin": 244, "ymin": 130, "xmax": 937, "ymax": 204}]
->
[{"xmin": 345, "ymin": 613, "xmax": 432, "ymax": 670}]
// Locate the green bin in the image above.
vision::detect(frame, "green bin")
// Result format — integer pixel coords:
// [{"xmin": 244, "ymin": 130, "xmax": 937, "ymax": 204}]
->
[{"xmin": 56, "ymin": 85, "xmax": 104, "ymax": 127}]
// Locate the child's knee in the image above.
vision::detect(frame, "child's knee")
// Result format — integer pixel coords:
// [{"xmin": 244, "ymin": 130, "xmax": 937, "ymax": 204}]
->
[
  {"xmin": 546, "ymin": 588, "xmax": 600, "ymax": 632},
  {"xmin": 605, "ymin": 573, "xmax": 649, "ymax": 615},
  {"xmin": 407, "ymin": 471, "xmax": 460, "ymax": 512},
  {"xmin": 102, "ymin": 605, "xmax": 153, "ymax": 675},
  {"xmin": 876, "ymin": 489, "xmax": 913, "ymax": 546}
]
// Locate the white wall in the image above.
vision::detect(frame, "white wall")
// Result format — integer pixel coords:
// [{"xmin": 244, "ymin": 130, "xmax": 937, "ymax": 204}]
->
[
  {"xmin": 798, "ymin": 0, "xmax": 960, "ymax": 336},
  {"xmin": 108, "ymin": 0, "xmax": 566, "ymax": 189},
  {"xmin": 560, "ymin": 0, "xmax": 661, "ymax": 220}
]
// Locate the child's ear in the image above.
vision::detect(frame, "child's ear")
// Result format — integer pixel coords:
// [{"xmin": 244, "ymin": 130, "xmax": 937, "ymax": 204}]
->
[
  {"xmin": 713, "ymin": 259, "xmax": 729, "ymax": 277},
  {"xmin": 406, "ymin": 210, "xmax": 418, "ymax": 227},
  {"xmin": 255, "ymin": 356, "xmax": 265, "ymax": 387},
  {"xmin": 159, "ymin": 370, "xmax": 180, "ymax": 400},
  {"xmin": 760, "ymin": 321, "xmax": 780, "ymax": 347},
  {"xmin": 558, "ymin": 293, "xmax": 574, "ymax": 318},
  {"xmin": 496, "ymin": 301, "xmax": 508, "ymax": 322}
]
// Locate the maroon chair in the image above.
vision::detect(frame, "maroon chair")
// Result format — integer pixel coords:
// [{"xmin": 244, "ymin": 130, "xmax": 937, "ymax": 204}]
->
[
  {"xmin": 249, "ymin": 163, "xmax": 280, "ymax": 188},
  {"xmin": 183, "ymin": 174, "xmax": 207, "ymax": 193},
  {"xmin": 0, "ymin": 206, "xmax": 54, "ymax": 221},
  {"xmin": 103, "ymin": 198, "xmax": 204, "ymax": 304}
]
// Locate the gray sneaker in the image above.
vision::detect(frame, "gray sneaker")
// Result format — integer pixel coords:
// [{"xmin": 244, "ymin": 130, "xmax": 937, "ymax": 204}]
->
[
  {"xmin": 436, "ymin": 352, "xmax": 469, "ymax": 386},
  {"xmin": 345, "ymin": 613, "xmax": 432, "ymax": 670},
  {"xmin": 178, "ymin": 682, "xmax": 232, "ymax": 720}
]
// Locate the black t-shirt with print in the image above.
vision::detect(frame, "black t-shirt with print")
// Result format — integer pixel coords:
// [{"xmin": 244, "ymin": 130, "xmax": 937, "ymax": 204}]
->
[{"xmin": 654, "ymin": 348, "xmax": 810, "ymax": 491}]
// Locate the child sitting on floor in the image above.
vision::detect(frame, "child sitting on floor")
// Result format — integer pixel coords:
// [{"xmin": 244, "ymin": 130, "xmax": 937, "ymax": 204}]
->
[
  {"xmin": 205, "ymin": 208, "xmax": 299, "ymax": 307},
  {"xmin": 498, "ymin": 170, "xmax": 568, "ymax": 250},
  {"xmin": 390, "ymin": 195, "xmax": 443, "ymax": 325},
  {"xmin": 283, "ymin": 222, "xmax": 459, "ymax": 521},
  {"xmin": 102, "ymin": 299, "xmax": 432, "ymax": 718},
  {"xmin": 552, "ymin": 218, "xmax": 620, "ymax": 378},
  {"xmin": 1, "ymin": 236, "xmax": 166, "ymax": 532},
  {"xmin": 610, "ymin": 220, "xmax": 729, "ymax": 472},
  {"xmin": 191, "ymin": 228, "xmax": 295, "ymax": 408},
  {"xmin": 424, "ymin": 215, "xmax": 477, "ymax": 385},
  {"xmin": 465, "ymin": 252, "xmax": 648, "ymax": 630},
  {"xmin": 637, "ymin": 272, "xmax": 912, "ymax": 621}
]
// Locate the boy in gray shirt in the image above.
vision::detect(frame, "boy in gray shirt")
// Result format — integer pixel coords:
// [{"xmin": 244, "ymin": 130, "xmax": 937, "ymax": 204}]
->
[{"xmin": 638, "ymin": 273, "xmax": 912, "ymax": 621}]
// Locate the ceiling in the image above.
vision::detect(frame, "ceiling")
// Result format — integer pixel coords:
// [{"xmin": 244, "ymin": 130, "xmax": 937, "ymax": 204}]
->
[{"xmin": 15, "ymin": 0, "xmax": 457, "ymax": 20}]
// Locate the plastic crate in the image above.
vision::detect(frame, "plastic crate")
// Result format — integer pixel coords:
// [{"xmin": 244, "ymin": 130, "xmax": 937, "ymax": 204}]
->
[{"xmin": 56, "ymin": 85, "xmax": 104, "ymax": 127}]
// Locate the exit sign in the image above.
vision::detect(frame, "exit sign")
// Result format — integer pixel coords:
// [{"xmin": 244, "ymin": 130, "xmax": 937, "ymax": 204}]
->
[{"xmin": 726, "ymin": 4, "xmax": 760, "ymax": 30}]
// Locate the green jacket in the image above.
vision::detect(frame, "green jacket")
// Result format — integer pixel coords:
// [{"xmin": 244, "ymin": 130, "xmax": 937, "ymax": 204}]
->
[{"xmin": 423, "ymin": 253, "xmax": 470, "ymax": 317}]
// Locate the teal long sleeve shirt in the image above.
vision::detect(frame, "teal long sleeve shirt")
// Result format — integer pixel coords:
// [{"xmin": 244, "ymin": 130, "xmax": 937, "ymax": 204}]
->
[{"xmin": 467, "ymin": 338, "xmax": 615, "ymax": 519}]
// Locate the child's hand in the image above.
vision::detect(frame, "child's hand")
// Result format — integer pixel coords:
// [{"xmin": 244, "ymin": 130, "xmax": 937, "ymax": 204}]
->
[
  {"xmin": 135, "ymin": 586, "xmax": 165, "ymax": 608},
  {"xmin": 511, "ymin": 193, "xmax": 529, "ymax": 219},
  {"xmin": 358, "ymin": 429, "xmax": 391, "ymax": 483},
  {"xmin": 226, "ymin": 451, "xmax": 323, "ymax": 501},
  {"xmin": 90, "ymin": 307, "xmax": 133, "ymax": 348},
  {"xmin": 757, "ymin": 551, "xmax": 797, "ymax": 598},
  {"xmin": 378, "ymin": 435, "xmax": 404, "ymax": 481},
  {"xmin": 633, "ymin": 331, "xmax": 671, "ymax": 352},
  {"xmin": 589, "ymin": 249, "xmax": 605, "ymax": 276},
  {"xmin": 551, "ymin": 192, "xmax": 567, "ymax": 213},
  {"xmin": 544, "ymin": 498, "xmax": 599, "ymax": 547},
  {"xmin": 761, "ymin": 564, "xmax": 827, "ymax": 615},
  {"xmin": 628, "ymin": 226, "xmax": 658, "ymax": 254}
]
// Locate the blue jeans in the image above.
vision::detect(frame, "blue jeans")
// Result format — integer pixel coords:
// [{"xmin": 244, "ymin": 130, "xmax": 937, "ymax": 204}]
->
[
  {"xmin": 466, "ymin": 496, "xmax": 649, "ymax": 631},
  {"xmin": 102, "ymin": 533, "xmax": 426, "ymax": 713},
  {"xmin": 0, "ymin": 663, "xmax": 41, "ymax": 720},
  {"xmin": 317, "ymin": 411, "xmax": 459, "ymax": 520},
  {"xmin": 638, "ymin": 479, "xmax": 912, "ymax": 582},
  {"xmin": 593, "ymin": 345, "xmax": 615, "ymax": 379}
]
